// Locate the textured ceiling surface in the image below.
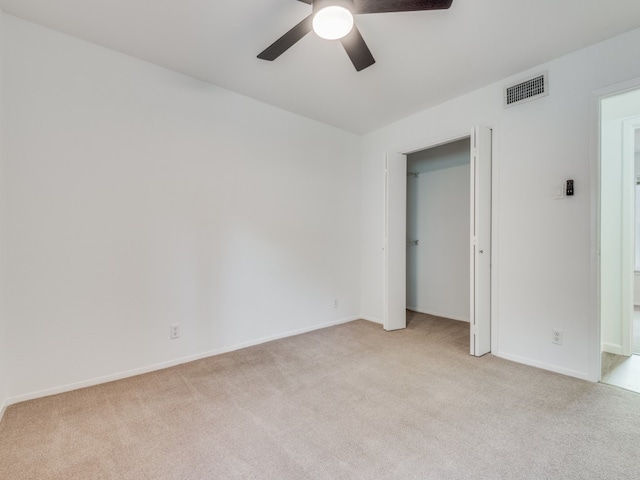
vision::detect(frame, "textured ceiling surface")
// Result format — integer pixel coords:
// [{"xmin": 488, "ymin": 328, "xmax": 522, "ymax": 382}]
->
[{"xmin": 2, "ymin": 0, "xmax": 640, "ymax": 133}]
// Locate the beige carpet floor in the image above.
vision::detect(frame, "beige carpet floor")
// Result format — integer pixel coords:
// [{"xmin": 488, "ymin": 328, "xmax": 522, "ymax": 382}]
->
[{"xmin": 1, "ymin": 312, "xmax": 639, "ymax": 479}]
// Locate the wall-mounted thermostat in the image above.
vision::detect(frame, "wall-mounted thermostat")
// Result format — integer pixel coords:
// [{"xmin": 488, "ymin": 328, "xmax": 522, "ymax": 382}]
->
[{"xmin": 566, "ymin": 179, "xmax": 574, "ymax": 196}]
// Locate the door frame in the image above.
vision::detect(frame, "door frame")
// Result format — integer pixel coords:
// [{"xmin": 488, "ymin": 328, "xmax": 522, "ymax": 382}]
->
[
  {"xmin": 382, "ymin": 126, "xmax": 498, "ymax": 354},
  {"xmin": 591, "ymin": 77, "xmax": 640, "ymax": 381},
  {"xmin": 621, "ymin": 117, "xmax": 640, "ymax": 356}
]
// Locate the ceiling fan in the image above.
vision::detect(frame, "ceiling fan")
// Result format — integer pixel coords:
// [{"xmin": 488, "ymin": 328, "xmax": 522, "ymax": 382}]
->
[{"xmin": 258, "ymin": 0, "xmax": 454, "ymax": 71}]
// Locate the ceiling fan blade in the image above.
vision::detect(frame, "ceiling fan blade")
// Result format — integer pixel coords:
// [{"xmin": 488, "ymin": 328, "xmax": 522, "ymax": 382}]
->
[
  {"xmin": 258, "ymin": 15, "xmax": 313, "ymax": 61},
  {"xmin": 340, "ymin": 26, "xmax": 375, "ymax": 71},
  {"xmin": 352, "ymin": 0, "xmax": 453, "ymax": 15}
]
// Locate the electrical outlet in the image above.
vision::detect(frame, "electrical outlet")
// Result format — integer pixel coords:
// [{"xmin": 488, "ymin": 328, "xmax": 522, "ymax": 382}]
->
[
  {"xmin": 170, "ymin": 323, "xmax": 180, "ymax": 340},
  {"xmin": 333, "ymin": 298, "xmax": 338, "ymax": 309},
  {"xmin": 552, "ymin": 328, "xmax": 563, "ymax": 345}
]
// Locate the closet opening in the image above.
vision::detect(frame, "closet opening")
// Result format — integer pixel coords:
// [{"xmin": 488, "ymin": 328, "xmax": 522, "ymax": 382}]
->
[
  {"xmin": 406, "ymin": 138, "xmax": 472, "ymax": 331},
  {"xmin": 384, "ymin": 127, "xmax": 492, "ymax": 355}
]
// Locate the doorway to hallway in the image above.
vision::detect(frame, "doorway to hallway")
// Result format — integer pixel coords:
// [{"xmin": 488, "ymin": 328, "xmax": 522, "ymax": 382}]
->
[{"xmin": 599, "ymin": 85, "xmax": 640, "ymax": 393}]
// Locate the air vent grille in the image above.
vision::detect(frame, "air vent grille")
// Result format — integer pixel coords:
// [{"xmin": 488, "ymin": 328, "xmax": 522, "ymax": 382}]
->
[{"xmin": 504, "ymin": 72, "xmax": 548, "ymax": 107}]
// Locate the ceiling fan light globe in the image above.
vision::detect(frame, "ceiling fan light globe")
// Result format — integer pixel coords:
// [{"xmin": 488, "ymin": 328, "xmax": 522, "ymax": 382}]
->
[{"xmin": 312, "ymin": 6, "xmax": 354, "ymax": 40}]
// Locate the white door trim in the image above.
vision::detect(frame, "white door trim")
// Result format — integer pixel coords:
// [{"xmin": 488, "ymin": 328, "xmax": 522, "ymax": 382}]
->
[
  {"xmin": 621, "ymin": 117, "xmax": 640, "ymax": 356},
  {"xmin": 591, "ymin": 76, "xmax": 640, "ymax": 382}
]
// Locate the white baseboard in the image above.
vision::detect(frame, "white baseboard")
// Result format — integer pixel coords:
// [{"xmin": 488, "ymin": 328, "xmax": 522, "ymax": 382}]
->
[
  {"xmin": 0, "ymin": 397, "xmax": 8, "ymax": 423},
  {"xmin": 602, "ymin": 342, "xmax": 624, "ymax": 355},
  {"xmin": 406, "ymin": 306, "xmax": 470, "ymax": 323},
  {"xmin": 3, "ymin": 315, "xmax": 361, "ymax": 410},
  {"xmin": 493, "ymin": 350, "xmax": 593, "ymax": 382},
  {"xmin": 360, "ymin": 315, "xmax": 383, "ymax": 325}
]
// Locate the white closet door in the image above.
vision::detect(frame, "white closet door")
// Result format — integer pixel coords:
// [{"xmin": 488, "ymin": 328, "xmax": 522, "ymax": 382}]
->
[
  {"xmin": 384, "ymin": 152, "xmax": 407, "ymax": 331},
  {"xmin": 470, "ymin": 126, "xmax": 492, "ymax": 356}
]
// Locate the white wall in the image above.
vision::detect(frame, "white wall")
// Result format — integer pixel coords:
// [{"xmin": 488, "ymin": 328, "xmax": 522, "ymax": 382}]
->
[
  {"xmin": 0, "ymin": 8, "xmax": 8, "ymax": 419},
  {"xmin": 361, "ymin": 27, "xmax": 640, "ymax": 381},
  {"xmin": 406, "ymin": 139, "xmax": 470, "ymax": 321},
  {"xmin": 1, "ymin": 15, "xmax": 362, "ymax": 403}
]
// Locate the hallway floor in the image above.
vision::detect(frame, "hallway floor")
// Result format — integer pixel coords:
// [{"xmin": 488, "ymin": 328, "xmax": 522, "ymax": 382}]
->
[
  {"xmin": 601, "ymin": 353, "xmax": 640, "ymax": 393},
  {"xmin": 600, "ymin": 308, "xmax": 640, "ymax": 394}
]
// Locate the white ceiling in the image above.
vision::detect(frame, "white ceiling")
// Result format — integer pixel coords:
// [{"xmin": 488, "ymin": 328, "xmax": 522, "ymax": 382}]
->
[{"xmin": 2, "ymin": 0, "xmax": 640, "ymax": 134}]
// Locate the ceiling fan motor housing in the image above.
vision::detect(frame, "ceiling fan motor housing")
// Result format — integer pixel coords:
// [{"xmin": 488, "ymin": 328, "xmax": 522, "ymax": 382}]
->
[{"xmin": 312, "ymin": 0, "xmax": 354, "ymax": 14}]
